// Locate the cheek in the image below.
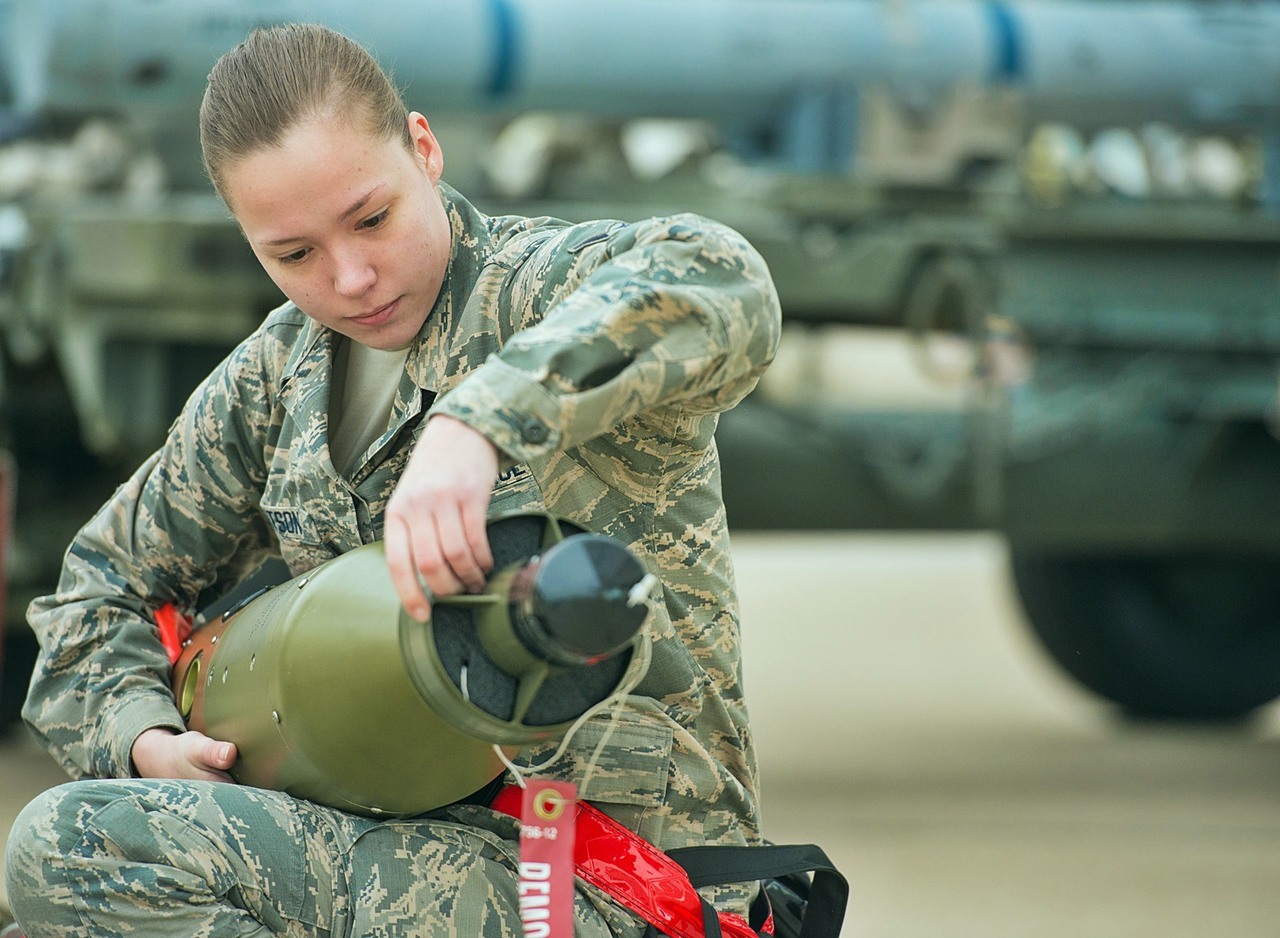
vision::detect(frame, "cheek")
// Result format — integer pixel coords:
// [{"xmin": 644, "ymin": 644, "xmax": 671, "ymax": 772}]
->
[
  {"xmin": 254, "ymin": 249, "xmax": 312, "ymax": 289},
  {"xmin": 424, "ymin": 213, "xmax": 452, "ymax": 272},
  {"xmin": 250, "ymin": 249, "xmax": 291, "ymax": 293},
  {"xmin": 266, "ymin": 269, "xmax": 303, "ymax": 303},
  {"xmin": 248, "ymin": 248, "xmax": 336, "ymax": 321},
  {"xmin": 261, "ymin": 266, "xmax": 321, "ymax": 315},
  {"xmin": 417, "ymin": 197, "xmax": 453, "ymax": 263}
]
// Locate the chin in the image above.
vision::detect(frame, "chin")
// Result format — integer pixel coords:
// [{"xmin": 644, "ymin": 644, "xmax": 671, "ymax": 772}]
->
[{"xmin": 371, "ymin": 324, "xmax": 421, "ymax": 351}]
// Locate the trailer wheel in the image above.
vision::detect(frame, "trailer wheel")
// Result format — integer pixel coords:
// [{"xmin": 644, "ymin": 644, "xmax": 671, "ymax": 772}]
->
[{"xmin": 1009, "ymin": 549, "xmax": 1280, "ymax": 720}]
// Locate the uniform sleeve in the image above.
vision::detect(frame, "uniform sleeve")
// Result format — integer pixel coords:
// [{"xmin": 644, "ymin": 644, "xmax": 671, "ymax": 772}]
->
[
  {"xmin": 22, "ymin": 337, "xmax": 278, "ymax": 780},
  {"xmin": 428, "ymin": 214, "xmax": 782, "ymax": 462}
]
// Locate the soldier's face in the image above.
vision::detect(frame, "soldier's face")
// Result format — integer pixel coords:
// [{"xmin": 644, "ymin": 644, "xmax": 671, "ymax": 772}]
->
[{"xmin": 224, "ymin": 111, "xmax": 451, "ymax": 351}]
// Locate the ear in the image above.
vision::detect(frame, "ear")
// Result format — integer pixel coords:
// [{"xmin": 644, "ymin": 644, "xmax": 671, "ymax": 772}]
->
[{"xmin": 408, "ymin": 111, "xmax": 444, "ymax": 184}]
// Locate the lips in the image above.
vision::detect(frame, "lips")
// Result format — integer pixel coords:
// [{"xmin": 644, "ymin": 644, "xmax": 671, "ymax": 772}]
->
[{"xmin": 351, "ymin": 296, "xmax": 400, "ymax": 326}]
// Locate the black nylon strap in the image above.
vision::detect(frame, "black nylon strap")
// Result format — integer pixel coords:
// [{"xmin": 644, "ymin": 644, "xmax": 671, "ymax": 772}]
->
[
  {"xmin": 665, "ymin": 843, "xmax": 848, "ymax": 938},
  {"xmin": 699, "ymin": 897, "xmax": 724, "ymax": 938}
]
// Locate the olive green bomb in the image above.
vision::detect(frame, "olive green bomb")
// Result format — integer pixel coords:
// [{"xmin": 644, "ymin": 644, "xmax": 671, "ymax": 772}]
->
[{"xmin": 171, "ymin": 513, "xmax": 654, "ymax": 816}]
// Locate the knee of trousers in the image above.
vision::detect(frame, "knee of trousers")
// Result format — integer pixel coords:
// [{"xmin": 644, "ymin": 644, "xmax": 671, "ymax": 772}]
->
[{"xmin": 4, "ymin": 781, "xmax": 93, "ymax": 920}]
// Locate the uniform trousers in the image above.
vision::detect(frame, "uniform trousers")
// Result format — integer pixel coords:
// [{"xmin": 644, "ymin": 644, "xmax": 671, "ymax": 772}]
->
[{"xmin": 5, "ymin": 778, "xmax": 645, "ymax": 937}]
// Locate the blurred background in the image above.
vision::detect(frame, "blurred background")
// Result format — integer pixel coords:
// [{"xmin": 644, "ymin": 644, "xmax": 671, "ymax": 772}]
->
[{"xmin": 2, "ymin": 1, "xmax": 1280, "ymax": 934}]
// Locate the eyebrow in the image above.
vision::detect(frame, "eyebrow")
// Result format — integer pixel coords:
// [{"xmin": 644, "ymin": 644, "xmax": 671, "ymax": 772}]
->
[{"xmin": 259, "ymin": 186, "xmax": 385, "ymax": 247}]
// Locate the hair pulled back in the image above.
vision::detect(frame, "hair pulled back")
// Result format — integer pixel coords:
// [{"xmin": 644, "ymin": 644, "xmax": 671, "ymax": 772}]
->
[{"xmin": 200, "ymin": 23, "xmax": 412, "ymax": 201}]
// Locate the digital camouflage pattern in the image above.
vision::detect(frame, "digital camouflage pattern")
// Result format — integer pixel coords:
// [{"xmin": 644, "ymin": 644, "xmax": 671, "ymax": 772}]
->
[
  {"xmin": 11, "ymin": 184, "xmax": 781, "ymax": 933},
  {"xmin": 6, "ymin": 778, "xmax": 645, "ymax": 937}
]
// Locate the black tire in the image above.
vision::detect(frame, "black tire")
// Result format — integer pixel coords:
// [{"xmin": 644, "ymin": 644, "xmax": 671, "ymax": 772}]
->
[{"xmin": 1009, "ymin": 549, "xmax": 1280, "ymax": 720}]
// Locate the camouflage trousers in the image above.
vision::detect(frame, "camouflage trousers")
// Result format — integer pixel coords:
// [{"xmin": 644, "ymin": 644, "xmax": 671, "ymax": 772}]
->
[{"xmin": 4, "ymin": 778, "xmax": 648, "ymax": 938}]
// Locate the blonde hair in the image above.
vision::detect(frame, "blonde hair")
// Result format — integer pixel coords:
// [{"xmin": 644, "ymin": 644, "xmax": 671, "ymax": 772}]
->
[{"xmin": 200, "ymin": 23, "xmax": 412, "ymax": 201}]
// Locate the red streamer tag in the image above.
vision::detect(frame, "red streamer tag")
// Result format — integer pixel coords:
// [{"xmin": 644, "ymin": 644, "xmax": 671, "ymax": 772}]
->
[
  {"xmin": 518, "ymin": 780, "xmax": 577, "ymax": 938},
  {"xmin": 156, "ymin": 602, "xmax": 193, "ymax": 665}
]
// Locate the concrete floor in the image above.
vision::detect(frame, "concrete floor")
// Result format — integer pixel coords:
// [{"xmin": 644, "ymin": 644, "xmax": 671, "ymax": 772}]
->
[
  {"xmin": 4, "ymin": 531, "xmax": 1280, "ymax": 936},
  {"xmin": 735, "ymin": 532, "xmax": 1280, "ymax": 938}
]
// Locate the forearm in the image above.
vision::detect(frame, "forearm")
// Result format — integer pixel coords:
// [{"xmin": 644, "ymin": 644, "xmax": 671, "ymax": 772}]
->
[
  {"xmin": 24, "ymin": 339, "xmax": 279, "ymax": 777},
  {"xmin": 24, "ymin": 593, "xmax": 186, "ymax": 779},
  {"xmin": 433, "ymin": 216, "xmax": 781, "ymax": 461}
]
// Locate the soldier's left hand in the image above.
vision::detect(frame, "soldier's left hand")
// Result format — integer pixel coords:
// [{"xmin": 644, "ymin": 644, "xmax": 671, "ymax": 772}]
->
[
  {"xmin": 131, "ymin": 727, "xmax": 238, "ymax": 782},
  {"xmin": 385, "ymin": 415, "xmax": 498, "ymax": 620}
]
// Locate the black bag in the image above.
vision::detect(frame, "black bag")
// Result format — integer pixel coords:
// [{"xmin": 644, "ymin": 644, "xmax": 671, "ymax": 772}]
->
[{"xmin": 655, "ymin": 842, "xmax": 849, "ymax": 938}]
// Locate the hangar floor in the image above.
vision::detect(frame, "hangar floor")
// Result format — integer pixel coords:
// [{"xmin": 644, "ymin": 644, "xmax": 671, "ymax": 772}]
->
[{"xmin": 3, "ymin": 531, "xmax": 1279, "ymax": 936}]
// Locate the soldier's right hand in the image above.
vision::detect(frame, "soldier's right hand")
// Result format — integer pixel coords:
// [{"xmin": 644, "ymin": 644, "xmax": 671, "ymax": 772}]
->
[
  {"xmin": 385, "ymin": 414, "xmax": 498, "ymax": 621},
  {"xmin": 130, "ymin": 727, "xmax": 238, "ymax": 782}
]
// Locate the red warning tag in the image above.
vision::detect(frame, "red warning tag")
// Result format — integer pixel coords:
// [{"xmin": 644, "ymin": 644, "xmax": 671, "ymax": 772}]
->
[
  {"xmin": 155, "ymin": 602, "xmax": 193, "ymax": 665},
  {"xmin": 518, "ymin": 780, "xmax": 577, "ymax": 938}
]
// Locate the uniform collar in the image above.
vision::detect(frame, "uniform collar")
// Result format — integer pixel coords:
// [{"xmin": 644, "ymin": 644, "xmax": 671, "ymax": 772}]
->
[{"xmin": 403, "ymin": 182, "xmax": 495, "ymax": 400}]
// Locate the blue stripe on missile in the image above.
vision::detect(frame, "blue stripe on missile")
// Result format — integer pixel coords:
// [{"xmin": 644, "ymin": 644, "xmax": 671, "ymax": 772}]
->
[
  {"xmin": 986, "ymin": 0, "xmax": 1023, "ymax": 82},
  {"xmin": 486, "ymin": 0, "xmax": 518, "ymax": 97}
]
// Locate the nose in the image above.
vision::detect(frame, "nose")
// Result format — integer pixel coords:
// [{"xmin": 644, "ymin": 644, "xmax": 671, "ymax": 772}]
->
[{"xmin": 331, "ymin": 243, "xmax": 376, "ymax": 298}]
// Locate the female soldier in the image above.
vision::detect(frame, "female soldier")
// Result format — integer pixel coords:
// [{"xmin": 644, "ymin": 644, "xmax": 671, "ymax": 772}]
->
[{"xmin": 4, "ymin": 22, "xmax": 780, "ymax": 937}]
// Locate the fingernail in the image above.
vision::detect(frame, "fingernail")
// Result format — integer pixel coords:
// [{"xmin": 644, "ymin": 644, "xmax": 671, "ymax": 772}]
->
[{"xmin": 218, "ymin": 744, "xmax": 233, "ymax": 762}]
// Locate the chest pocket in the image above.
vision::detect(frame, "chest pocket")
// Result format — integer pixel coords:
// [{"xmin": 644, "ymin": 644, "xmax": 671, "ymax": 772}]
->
[
  {"xmin": 488, "ymin": 463, "xmax": 546, "ymax": 516},
  {"xmin": 260, "ymin": 451, "xmax": 356, "ymax": 572},
  {"xmin": 260, "ymin": 463, "xmax": 329, "ymax": 549},
  {"xmin": 260, "ymin": 504, "xmax": 319, "ymax": 546}
]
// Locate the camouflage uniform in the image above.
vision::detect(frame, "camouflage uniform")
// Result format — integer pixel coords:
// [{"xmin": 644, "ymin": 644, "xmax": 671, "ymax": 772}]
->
[{"xmin": 5, "ymin": 184, "xmax": 781, "ymax": 936}]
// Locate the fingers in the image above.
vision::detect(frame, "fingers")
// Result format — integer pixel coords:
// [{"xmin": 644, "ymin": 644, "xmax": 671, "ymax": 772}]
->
[
  {"xmin": 202, "ymin": 736, "xmax": 237, "ymax": 771},
  {"xmin": 461, "ymin": 493, "xmax": 495, "ymax": 577},
  {"xmin": 384, "ymin": 416, "xmax": 500, "ymax": 617},
  {"xmin": 386, "ymin": 513, "xmax": 433, "ymax": 621},
  {"xmin": 386, "ymin": 503, "xmax": 493, "ymax": 620},
  {"xmin": 435, "ymin": 501, "xmax": 490, "ymax": 595}
]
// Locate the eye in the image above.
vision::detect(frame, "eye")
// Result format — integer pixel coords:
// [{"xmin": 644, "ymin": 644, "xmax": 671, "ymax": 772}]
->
[
  {"xmin": 359, "ymin": 208, "xmax": 390, "ymax": 231},
  {"xmin": 277, "ymin": 247, "xmax": 310, "ymax": 266}
]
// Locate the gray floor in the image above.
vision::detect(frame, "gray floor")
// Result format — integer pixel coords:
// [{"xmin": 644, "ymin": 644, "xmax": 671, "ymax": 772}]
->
[{"xmin": 4, "ymin": 531, "xmax": 1280, "ymax": 936}]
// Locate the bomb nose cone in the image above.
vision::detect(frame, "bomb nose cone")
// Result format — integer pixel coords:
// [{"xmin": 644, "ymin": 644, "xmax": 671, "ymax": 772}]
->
[{"xmin": 514, "ymin": 534, "xmax": 651, "ymax": 666}]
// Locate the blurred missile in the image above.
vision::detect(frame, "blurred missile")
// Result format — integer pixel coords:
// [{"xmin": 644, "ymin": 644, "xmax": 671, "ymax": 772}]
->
[{"xmin": 3, "ymin": 0, "xmax": 1278, "ymax": 172}]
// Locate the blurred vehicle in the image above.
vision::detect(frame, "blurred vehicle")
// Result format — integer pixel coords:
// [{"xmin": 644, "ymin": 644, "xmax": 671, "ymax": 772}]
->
[{"xmin": 2, "ymin": 0, "xmax": 1279, "ymax": 725}]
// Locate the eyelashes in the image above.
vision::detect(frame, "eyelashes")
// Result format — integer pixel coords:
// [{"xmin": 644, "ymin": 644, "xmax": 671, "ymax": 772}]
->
[{"xmin": 273, "ymin": 206, "xmax": 393, "ymax": 267}]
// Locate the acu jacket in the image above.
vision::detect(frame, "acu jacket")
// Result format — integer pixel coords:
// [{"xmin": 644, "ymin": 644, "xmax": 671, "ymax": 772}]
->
[{"xmin": 25, "ymin": 183, "xmax": 782, "ymax": 892}]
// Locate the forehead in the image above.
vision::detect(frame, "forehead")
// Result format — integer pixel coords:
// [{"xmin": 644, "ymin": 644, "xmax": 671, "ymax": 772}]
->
[{"xmin": 224, "ymin": 119, "xmax": 410, "ymax": 239}]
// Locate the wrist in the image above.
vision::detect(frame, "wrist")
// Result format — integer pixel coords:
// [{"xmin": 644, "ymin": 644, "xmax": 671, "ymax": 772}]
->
[
  {"xmin": 130, "ymin": 726, "xmax": 178, "ymax": 778},
  {"xmin": 100, "ymin": 694, "xmax": 186, "ymax": 779}
]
